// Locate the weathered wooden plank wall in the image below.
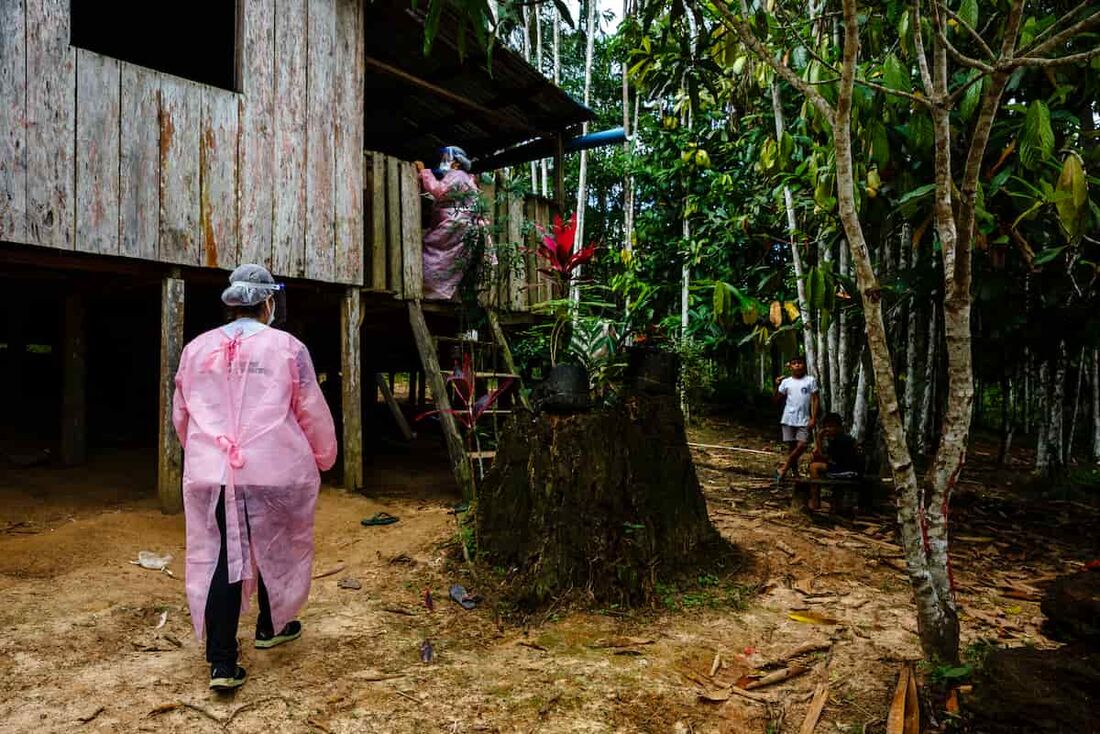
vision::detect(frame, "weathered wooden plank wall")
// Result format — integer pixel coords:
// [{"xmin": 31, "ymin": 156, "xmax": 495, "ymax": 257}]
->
[
  {"xmin": 0, "ymin": 0, "xmax": 27, "ymax": 242},
  {"xmin": 3, "ymin": 0, "xmax": 363, "ymax": 285},
  {"xmin": 119, "ymin": 66, "xmax": 160, "ymax": 260},
  {"xmin": 385, "ymin": 156, "xmax": 403, "ymax": 292},
  {"xmin": 366, "ymin": 153, "xmax": 387, "ymax": 289},
  {"xmin": 237, "ymin": 0, "xmax": 276, "ymax": 270},
  {"xmin": 26, "ymin": 0, "xmax": 75, "ymax": 249},
  {"xmin": 333, "ymin": 0, "xmax": 365, "ymax": 284},
  {"xmin": 75, "ymin": 50, "xmax": 120, "ymax": 255},
  {"xmin": 306, "ymin": 0, "xmax": 336, "ymax": 282},
  {"xmin": 200, "ymin": 89, "xmax": 239, "ymax": 268},
  {"xmin": 272, "ymin": 0, "xmax": 309, "ymax": 278},
  {"xmin": 400, "ymin": 162, "xmax": 423, "ymax": 300},
  {"xmin": 478, "ymin": 177, "xmax": 499, "ymax": 309},
  {"xmin": 158, "ymin": 76, "xmax": 201, "ymax": 265}
]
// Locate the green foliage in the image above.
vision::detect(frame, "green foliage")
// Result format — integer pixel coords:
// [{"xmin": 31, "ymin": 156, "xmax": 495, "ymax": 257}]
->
[{"xmin": 1018, "ymin": 100, "xmax": 1054, "ymax": 172}]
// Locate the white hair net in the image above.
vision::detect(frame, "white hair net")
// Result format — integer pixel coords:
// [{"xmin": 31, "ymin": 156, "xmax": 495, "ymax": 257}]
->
[
  {"xmin": 221, "ymin": 264, "xmax": 281, "ymax": 307},
  {"xmin": 440, "ymin": 145, "xmax": 472, "ymax": 173}
]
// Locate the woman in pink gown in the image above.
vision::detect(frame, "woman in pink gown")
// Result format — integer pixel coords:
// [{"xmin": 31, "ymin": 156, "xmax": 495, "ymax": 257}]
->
[
  {"xmin": 172, "ymin": 264, "xmax": 337, "ymax": 691},
  {"xmin": 415, "ymin": 146, "xmax": 481, "ymax": 301}
]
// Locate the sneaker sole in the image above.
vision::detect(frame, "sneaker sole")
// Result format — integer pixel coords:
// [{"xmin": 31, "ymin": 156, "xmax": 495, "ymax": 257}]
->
[
  {"xmin": 254, "ymin": 629, "xmax": 302, "ymax": 649},
  {"xmin": 210, "ymin": 676, "xmax": 246, "ymax": 691}
]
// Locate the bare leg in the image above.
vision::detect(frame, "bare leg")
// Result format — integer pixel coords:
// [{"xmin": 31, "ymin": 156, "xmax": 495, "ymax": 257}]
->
[
  {"xmin": 781, "ymin": 440, "xmax": 808, "ymax": 477},
  {"xmin": 809, "ymin": 461, "xmax": 828, "ymax": 510}
]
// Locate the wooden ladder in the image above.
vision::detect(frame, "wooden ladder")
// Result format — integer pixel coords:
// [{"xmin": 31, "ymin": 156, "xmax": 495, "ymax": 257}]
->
[
  {"xmin": 408, "ymin": 301, "xmax": 475, "ymax": 500},
  {"xmin": 407, "ymin": 302, "xmax": 527, "ymax": 500}
]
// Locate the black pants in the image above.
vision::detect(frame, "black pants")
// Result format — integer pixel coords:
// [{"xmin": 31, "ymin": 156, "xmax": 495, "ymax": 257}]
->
[{"xmin": 205, "ymin": 487, "xmax": 274, "ymax": 667}]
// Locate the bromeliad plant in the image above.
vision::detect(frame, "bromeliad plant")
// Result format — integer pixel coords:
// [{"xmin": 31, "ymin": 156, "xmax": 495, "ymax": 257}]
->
[
  {"xmin": 533, "ymin": 212, "xmax": 598, "ymax": 366},
  {"xmin": 416, "ymin": 352, "xmax": 514, "ymax": 478}
]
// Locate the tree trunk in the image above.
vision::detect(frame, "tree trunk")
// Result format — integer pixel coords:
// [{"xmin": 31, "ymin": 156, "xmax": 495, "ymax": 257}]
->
[
  {"xmin": 825, "ymin": 241, "xmax": 840, "ymax": 414},
  {"xmin": 903, "ymin": 227, "xmax": 921, "ymax": 447},
  {"xmin": 476, "ymin": 396, "xmax": 727, "ymax": 609},
  {"xmin": 552, "ymin": 6, "xmax": 561, "ymax": 84},
  {"xmin": 1067, "ymin": 346, "xmax": 1085, "ymax": 465},
  {"xmin": 837, "ymin": 242, "xmax": 852, "ymax": 420},
  {"xmin": 917, "ymin": 303, "xmax": 938, "ymax": 456},
  {"xmin": 770, "ymin": 78, "xmax": 817, "ymax": 375},
  {"xmin": 1042, "ymin": 342, "xmax": 1067, "ymax": 476},
  {"xmin": 537, "ymin": 5, "xmax": 549, "ymax": 196},
  {"xmin": 1037, "ymin": 358, "xmax": 1051, "ymax": 473},
  {"xmin": 998, "ymin": 374, "xmax": 1014, "ymax": 465},
  {"xmin": 1092, "ymin": 349, "xmax": 1100, "ymax": 462},
  {"xmin": 622, "ymin": 0, "xmax": 634, "ymax": 257},
  {"xmin": 573, "ymin": 0, "xmax": 597, "ymax": 258},
  {"xmin": 852, "ymin": 345, "xmax": 871, "ymax": 442},
  {"xmin": 519, "ymin": 6, "xmax": 539, "ymax": 190},
  {"xmin": 834, "ymin": 0, "xmax": 957, "ymax": 664}
]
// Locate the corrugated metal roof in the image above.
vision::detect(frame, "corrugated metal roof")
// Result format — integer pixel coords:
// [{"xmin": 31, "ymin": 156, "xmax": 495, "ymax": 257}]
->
[{"xmin": 363, "ymin": 0, "xmax": 593, "ymax": 164}]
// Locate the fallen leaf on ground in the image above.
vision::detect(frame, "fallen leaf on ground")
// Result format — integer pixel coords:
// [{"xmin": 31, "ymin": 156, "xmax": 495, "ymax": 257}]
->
[
  {"xmin": 337, "ymin": 577, "xmax": 362, "ymax": 590},
  {"xmin": 788, "ymin": 611, "xmax": 839, "ymax": 625},
  {"xmin": 945, "ymin": 688, "xmax": 960, "ymax": 715},
  {"xmin": 886, "ymin": 663, "xmax": 920, "ymax": 734},
  {"xmin": 743, "ymin": 665, "xmax": 808, "ymax": 690}
]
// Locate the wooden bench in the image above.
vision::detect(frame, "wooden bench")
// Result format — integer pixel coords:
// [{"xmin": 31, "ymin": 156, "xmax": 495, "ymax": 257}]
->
[{"xmin": 785, "ymin": 476, "xmax": 878, "ymax": 517}]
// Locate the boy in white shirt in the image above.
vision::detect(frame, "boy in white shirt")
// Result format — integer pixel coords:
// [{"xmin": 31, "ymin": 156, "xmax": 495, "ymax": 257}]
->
[{"xmin": 773, "ymin": 356, "xmax": 820, "ymax": 483}]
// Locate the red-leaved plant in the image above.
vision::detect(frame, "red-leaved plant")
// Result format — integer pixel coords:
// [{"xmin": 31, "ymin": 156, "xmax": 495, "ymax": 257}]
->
[
  {"xmin": 535, "ymin": 212, "xmax": 597, "ymax": 292},
  {"xmin": 416, "ymin": 353, "xmax": 514, "ymax": 477}
]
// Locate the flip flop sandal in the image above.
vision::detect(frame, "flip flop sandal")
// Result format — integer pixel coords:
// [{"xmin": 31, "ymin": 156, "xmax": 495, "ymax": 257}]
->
[
  {"xmin": 449, "ymin": 584, "xmax": 480, "ymax": 610},
  {"xmin": 361, "ymin": 512, "xmax": 399, "ymax": 527}
]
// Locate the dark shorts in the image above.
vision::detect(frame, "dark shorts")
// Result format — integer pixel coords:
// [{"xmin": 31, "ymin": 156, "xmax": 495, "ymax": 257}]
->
[{"xmin": 781, "ymin": 424, "xmax": 810, "ymax": 443}]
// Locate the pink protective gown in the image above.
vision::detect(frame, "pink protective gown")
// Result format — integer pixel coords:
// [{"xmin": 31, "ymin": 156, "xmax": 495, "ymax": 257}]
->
[
  {"xmin": 172, "ymin": 325, "xmax": 337, "ymax": 641},
  {"xmin": 419, "ymin": 168, "xmax": 481, "ymax": 300}
]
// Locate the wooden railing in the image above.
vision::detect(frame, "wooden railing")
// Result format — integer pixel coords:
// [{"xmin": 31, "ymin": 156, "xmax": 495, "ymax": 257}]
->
[{"xmin": 364, "ymin": 151, "xmax": 558, "ymax": 312}]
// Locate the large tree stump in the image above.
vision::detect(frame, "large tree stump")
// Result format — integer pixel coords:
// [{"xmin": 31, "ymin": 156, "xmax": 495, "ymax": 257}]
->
[{"xmin": 476, "ymin": 395, "xmax": 731, "ymax": 609}]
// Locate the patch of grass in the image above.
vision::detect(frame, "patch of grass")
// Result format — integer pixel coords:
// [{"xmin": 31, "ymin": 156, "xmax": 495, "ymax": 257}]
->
[{"xmin": 656, "ymin": 577, "xmax": 754, "ymax": 612}]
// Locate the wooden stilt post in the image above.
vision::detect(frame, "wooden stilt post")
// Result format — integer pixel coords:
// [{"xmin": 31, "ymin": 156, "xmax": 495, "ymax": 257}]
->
[
  {"xmin": 61, "ymin": 291, "xmax": 87, "ymax": 466},
  {"xmin": 407, "ymin": 369, "xmax": 418, "ymax": 407},
  {"xmin": 417, "ymin": 369, "xmax": 427, "ymax": 408},
  {"xmin": 341, "ymin": 287, "xmax": 364, "ymax": 492},
  {"xmin": 408, "ymin": 300, "xmax": 475, "ymax": 500},
  {"xmin": 158, "ymin": 274, "xmax": 186, "ymax": 514},
  {"xmin": 375, "ymin": 372, "xmax": 415, "ymax": 441}
]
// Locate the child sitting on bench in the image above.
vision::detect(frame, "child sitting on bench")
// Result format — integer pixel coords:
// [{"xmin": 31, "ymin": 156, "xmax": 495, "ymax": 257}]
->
[{"xmin": 806, "ymin": 413, "xmax": 863, "ymax": 511}]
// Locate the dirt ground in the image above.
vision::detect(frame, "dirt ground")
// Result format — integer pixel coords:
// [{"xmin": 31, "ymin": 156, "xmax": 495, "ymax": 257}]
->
[{"xmin": 1, "ymin": 420, "xmax": 1095, "ymax": 734}]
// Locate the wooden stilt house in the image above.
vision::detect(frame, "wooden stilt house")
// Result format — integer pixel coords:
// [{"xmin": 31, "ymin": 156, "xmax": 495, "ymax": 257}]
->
[{"xmin": 0, "ymin": 0, "xmax": 592, "ymax": 510}]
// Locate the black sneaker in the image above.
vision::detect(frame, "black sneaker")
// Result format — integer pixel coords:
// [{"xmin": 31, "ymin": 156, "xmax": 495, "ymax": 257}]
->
[
  {"xmin": 254, "ymin": 620, "xmax": 302, "ymax": 649},
  {"xmin": 209, "ymin": 664, "xmax": 247, "ymax": 691}
]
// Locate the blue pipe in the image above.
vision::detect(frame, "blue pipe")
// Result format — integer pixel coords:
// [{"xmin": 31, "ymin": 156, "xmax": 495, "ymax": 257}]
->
[
  {"xmin": 473, "ymin": 127, "xmax": 627, "ymax": 172},
  {"xmin": 564, "ymin": 127, "xmax": 627, "ymax": 153}
]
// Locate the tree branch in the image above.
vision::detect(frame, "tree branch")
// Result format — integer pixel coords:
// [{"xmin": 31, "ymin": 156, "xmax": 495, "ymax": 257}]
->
[
  {"xmin": 1007, "ymin": 44, "xmax": 1100, "ymax": 69},
  {"xmin": 1025, "ymin": 9, "xmax": 1100, "ymax": 58},
  {"xmin": 936, "ymin": 2, "xmax": 996, "ymax": 60},
  {"xmin": 932, "ymin": 12, "xmax": 996, "ymax": 74},
  {"xmin": 1026, "ymin": 1, "xmax": 1092, "ymax": 48},
  {"xmin": 911, "ymin": 0, "xmax": 936, "ymax": 96},
  {"xmin": 785, "ymin": 30, "xmax": 933, "ymax": 108},
  {"xmin": 709, "ymin": 0, "xmax": 835, "ymax": 122}
]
